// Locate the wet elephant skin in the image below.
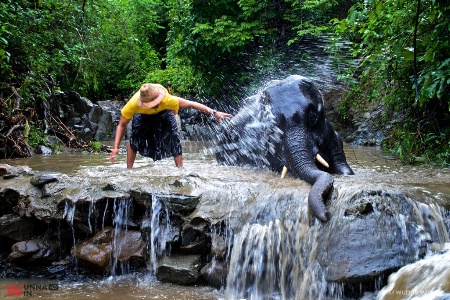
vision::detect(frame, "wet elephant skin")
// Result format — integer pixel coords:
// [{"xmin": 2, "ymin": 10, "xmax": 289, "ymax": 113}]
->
[{"xmin": 215, "ymin": 75, "xmax": 354, "ymax": 221}]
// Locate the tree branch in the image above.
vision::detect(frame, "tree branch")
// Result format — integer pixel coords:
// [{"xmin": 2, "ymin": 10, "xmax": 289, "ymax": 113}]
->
[{"xmin": 413, "ymin": 0, "xmax": 421, "ymax": 104}]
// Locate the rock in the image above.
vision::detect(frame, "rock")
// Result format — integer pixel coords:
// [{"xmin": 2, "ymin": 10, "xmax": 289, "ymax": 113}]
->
[
  {"xmin": 73, "ymin": 227, "xmax": 113, "ymax": 272},
  {"xmin": 0, "ymin": 165, "xmax": 7, "ymax": 176},
  {"xmin": 0, "ymin": 164, "xmax": 31, "ymax": 179},
  {"xmin": 156, "ymin": 254, "xmax": 202, "ymax": 285},
  {"xmin": 317, "ymin": 190, "xmax": 434, "ymax": 285},
  {"xmin": 0, "ymin": 213, "xmax": 34, "ymax": 241},
  {"xmin": 200, "ymin": 260, "xmax": 228, "ymax": 288},
  {"xmin": 73, "ymin": 227, "xmax": 146, "ymax": 273},
  {"xmin": 344, "ymin": 201, "xmax": 374, "ymax": 217},
  {"xmin": 47, "ymin": 136, "xmax": 65, "ymax": 149},
  {"xmin": 67, "ymin": 91, "xmax": 91, "ymax": 115},
  {"xmin": 0, "ymin": 188, "xmax": 21, "ymax": 214},
  {"xmin": 94, "ymin": 110, "xmax": 113, "ymax": 141},
  {"xmin": 377, "ymin": 245, "xmax": 450, "ymax": 299},
  {"xmin": 30, "ymin": 174, "xmax": 59, "ymax": 187},
  {"xmin": 88, "ymin": 105, "xmax": 103, "ymax": 123},
  {"xmin": 9, "ymin": 239, "xmax": 59, "ymax": 264},
  {"xmin": 116, "ymin": 230, "xmax": 146, "ymax": 263},
  {"xmin": 211, "ymin": 233, "xmax": 229, "ymax": 260},
  {"xmin": 157, "ymin": 193, "xmax": 200, "ymax": 213},
  {"xmin": 133, "ymin": 192, "xmax": 200, "ymax": 213},
  {"xmin": 0, "ymin": 161, "xmax": 449, "ymax": 298},
  {"xmin": 78, "ymin": 127, "xmax": 95, "ymax": 141},
  {"xmin": 34, "ymin": 145, "xmax": 53, "ymax": 155},
  {"xmin": 179, "ymin": 238, "xmax": 209, "ymax": 254},
  {"xmin": 180, "ymin": 218, "xmax": 210, "ymax": 254}
]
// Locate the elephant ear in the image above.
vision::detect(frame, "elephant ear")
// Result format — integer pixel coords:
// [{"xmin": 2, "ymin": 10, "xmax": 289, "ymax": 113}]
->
[{"xmin": 297, "ymin": 77, "xmax": 324, "ymax": 110}]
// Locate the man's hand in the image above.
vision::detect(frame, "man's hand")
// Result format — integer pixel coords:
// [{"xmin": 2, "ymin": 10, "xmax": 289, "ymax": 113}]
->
[
  {"xmin": 109, "ymin": 148, "xmax": 119, "ymax": 163},
  {"xmin": 213, "ymin": 111, "xmax": 232, "ymax": 124}
]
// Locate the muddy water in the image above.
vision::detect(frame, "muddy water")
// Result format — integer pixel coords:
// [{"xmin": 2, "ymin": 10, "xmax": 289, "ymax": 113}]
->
[
  {"xmin": 0, "ymin": 275, "xmax": 220, "ymax": 299},
  {"xmin": 2, "ymin": 142, "xmax": 450, "ymax": 300},
  {"xmin": 4, "ymin": 142, "xmax": 449, "ymax": 198}
]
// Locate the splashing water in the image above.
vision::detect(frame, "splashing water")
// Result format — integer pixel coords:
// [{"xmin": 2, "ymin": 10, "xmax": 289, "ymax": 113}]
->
[
  {"xmin": 211, "ymin": 93, "xmax": 283, "ymax": 168},
  {"xmin": 376, "ymin": 243, "xmax": 450, "ymax": 300}
]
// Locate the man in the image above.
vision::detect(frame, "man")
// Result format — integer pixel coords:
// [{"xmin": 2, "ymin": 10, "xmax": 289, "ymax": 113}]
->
[{"xmin": 109, "ymin": 83, "xmax": 231, "ymax": 168}]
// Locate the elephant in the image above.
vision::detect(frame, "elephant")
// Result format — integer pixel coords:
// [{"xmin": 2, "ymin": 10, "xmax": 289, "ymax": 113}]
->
[{"xmin": 214, "ymin": 75, "xmax": 354, "ymax": 222}]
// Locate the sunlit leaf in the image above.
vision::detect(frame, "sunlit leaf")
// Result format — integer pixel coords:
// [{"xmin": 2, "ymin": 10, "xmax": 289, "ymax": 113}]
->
[{"xmin": 401, "ymin": 48, "xmax": 414, "ymax": 61}]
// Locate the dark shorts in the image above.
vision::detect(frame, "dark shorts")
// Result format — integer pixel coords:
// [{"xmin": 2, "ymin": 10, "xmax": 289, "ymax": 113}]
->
[{"xmin": 129, "ymin": 110, "xmax": 182, "ymax": 161}]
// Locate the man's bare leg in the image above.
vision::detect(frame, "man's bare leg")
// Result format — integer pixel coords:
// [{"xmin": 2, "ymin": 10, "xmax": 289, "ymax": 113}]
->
[
  {"xmin": 127, "ymin": 142, "xmax": 137, "ymax": 168},
  {"xmin": 174, "ymin": 154, "xmax": 183, "ymax": 167}
]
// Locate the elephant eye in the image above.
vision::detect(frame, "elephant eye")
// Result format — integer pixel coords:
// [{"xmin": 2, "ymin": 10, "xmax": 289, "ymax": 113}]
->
[
  {"xmin": 309, "ymin": 110, "xmax": 318, "ymax": 127},
  {"xmin": 292, "ymin": 112, "xmax": 302, "ymax": 123}
]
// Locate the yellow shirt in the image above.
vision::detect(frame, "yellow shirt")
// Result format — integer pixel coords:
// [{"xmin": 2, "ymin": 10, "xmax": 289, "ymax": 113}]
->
[{"xmin": 121, "ymin": 84, "xmax": 180, "ymax": 120}]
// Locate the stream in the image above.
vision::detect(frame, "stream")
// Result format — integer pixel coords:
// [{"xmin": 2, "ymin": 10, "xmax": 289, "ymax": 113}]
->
[{"xmin": 1, "ymin": 142, "xmax": 449, "ymax": 299}]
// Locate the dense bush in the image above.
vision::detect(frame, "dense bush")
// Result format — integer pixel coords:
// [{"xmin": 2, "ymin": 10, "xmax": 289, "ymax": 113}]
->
[
  {"xmin": 333, "ymin": 0, "xmax": 450, "ymax": 165},
  {"xmin": 0, "ymin": 0, "xmax": 448, "ymax": 164}
]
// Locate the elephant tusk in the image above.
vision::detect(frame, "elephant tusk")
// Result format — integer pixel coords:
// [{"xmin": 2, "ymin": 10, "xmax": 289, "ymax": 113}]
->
[
  {"xmin": 316, "ymin": 154, "xmax": 329, "ymax": 168},
  {"xmin": 281, "ymin": 166, "xmax": 288, "ymax": 179}
]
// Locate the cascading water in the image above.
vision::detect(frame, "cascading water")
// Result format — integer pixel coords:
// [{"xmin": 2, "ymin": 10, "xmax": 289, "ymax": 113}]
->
[
  {"xmin": 222, "ymin": 187, "xmax": 450, "ymax": 299},
  {"xmin": 147, "ymin": 194, "xmax": 176, "ymax": 273},
  {"xmin": 225, "ymin": 218, "xmax": 329, "ymax": 300},
  {"xmin": 62, "ymin": 200, "xmax": 77, "ymax": 265},
  {"xmin": 59, "ymin": 190, "xmax": 179, "ymax": 278},
  {"xmin": 376, "ymin": 243, "xmax": 450, "ymax": 299},
  {"xmin": 2, "ymin": 142, "xmax": 449, "ymax": 299},
  {"xmin": 110, "ymin": 198, "xmax": 132, "ymax": 275}
]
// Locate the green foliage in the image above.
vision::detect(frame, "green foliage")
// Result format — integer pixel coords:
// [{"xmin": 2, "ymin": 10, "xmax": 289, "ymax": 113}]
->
[
  {"xmin": 27, "ymin": 125, "xmax": 48, "ymax": 149},
  {"xmin": 333, "ymin": 0, "xmax": 450, "ymax": 164},
  {"xmin": 84, "ymin": 0, "xmax": 170, "ymax": 97},
  {"xmin": 165, "ymin": 0, "xmax": 269, "ymax": 97},
  {"xmin": 3, "ymin": 0, "xmax": 448, "ymax": 166},
  {"xmin": 286, "ymin": 0, "xmax": 343, "ymax": 43},
  {"xmin": 91, "ymin": 141, "xmax": 102, "ymax": 152},
  {"xmin": 383, "ymin": 121, "xmax": 450, "ymax": 166},
  {"xmin": 0, "ymin": 0, "xmax": 350, "ymax": 103},
  {"xmin": 0, "ymin": 0, "xmax": 168, "ymax": 101}
]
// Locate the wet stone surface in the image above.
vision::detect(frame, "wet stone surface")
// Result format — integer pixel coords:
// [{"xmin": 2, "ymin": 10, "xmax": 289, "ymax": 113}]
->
[{"xmin": 0, "ymin": 150, "xmax": 449, "ymax": 298}]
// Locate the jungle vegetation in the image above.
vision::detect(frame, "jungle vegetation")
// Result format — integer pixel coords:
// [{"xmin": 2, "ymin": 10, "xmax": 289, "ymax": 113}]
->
[{"xmin": 0, "ymin": 0, "xmax": 449, "ymax": 165}]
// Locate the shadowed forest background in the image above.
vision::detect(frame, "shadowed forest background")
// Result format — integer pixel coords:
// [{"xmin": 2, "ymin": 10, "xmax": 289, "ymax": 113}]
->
[{"xmin": 0, "ymin": 0, "xmax": 449, "ymax": 165}]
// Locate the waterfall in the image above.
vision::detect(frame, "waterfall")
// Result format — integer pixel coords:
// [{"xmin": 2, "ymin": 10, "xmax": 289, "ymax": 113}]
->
[
  {"xmin": 87, "ymin": 200, "xmax": 95, "ymax": 234},
  {"xmin": 223, "ymin": 184, "xmax": 450, "ymax": 299},
  {"xmin": 148, "ymin": 195, "xmax": 174, "ymax": 273},
  {"xmin": 110, "ymin": 198, "xmax": 132, "ymax": 275},
  {"xmin": 62, "ymin": 200, "xmax": 77, "ymax": 260},
  {"xmin": 225, "ymin": 218, "xmax": 330, "ymax": 300}
]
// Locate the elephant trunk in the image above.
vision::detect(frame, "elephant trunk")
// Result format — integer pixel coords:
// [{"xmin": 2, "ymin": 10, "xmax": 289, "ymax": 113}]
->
[{"xmin": 284, "ymin": 128, "xmax": 333, "ymax": 222}]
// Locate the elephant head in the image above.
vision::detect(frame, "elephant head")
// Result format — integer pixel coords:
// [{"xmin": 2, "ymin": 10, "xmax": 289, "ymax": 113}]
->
[{"xmin": 215, "ymin": 75, "xmax": 354, "ymax": 222}]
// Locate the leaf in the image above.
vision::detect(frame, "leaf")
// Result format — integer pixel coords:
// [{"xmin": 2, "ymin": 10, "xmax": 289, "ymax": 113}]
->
[{"xmin": 401, "ymin": 48, "xmax": 414, "ymax": 61}]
